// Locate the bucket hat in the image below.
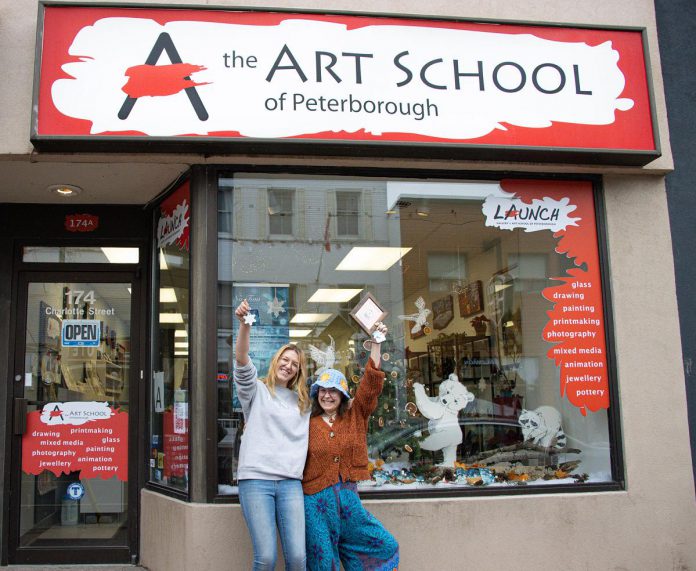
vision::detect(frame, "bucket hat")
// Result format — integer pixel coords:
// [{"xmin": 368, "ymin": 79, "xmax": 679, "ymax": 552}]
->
[{"xmin": 310, "ymin": 368, "xmax": 350, "ymax": 399}]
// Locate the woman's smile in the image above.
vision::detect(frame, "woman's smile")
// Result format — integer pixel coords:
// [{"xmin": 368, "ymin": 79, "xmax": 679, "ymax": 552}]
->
[
  {"xmin": 275, "ymin": 350, "xmax": 300, "ymax": 386},
  {"xmin": 318, "ymin": 388, "xmax": 341, "ymax": 415}
]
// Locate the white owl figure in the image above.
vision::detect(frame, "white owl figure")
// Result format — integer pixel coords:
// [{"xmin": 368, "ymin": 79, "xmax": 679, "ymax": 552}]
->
[
  {"xmin": 308, "ymin": 335, "xmax": 336, "ymax": 377},
  {"xmin": 398, "ymin": 296, "xmax": 432, "ymax": 334},
  {"xmin": 518, "ymin": 406, "xmax": 567, "ymax": 449}
]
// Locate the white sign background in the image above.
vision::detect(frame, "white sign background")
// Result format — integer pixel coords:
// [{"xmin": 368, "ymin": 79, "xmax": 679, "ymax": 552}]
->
[
  {"xmin": 482, "ymin": 193, "xmax": 580, "ymax": 233},
  {"xmin": 40, "ymin": 401, "xmax": 114, "ymax": 426},
  {"xmin": 51, "ymin": 18, "xmax": 634, "ymax": 139}
]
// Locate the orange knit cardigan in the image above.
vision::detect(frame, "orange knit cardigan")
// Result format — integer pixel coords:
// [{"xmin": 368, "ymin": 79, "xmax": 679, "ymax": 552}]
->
[{"xmin": 302, "ymin": 358, "xmax": 385, "ymax": 495}]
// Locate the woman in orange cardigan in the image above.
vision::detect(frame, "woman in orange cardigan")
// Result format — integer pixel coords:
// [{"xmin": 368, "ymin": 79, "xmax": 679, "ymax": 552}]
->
[{"xmin": 303, "ymin": 321, "xmax": 399, "ymax": 571}]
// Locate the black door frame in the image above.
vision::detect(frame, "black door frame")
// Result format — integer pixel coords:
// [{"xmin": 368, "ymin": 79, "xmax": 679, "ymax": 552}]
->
[{"xmin": 5, "ymin": 257, "xmax": 147, "ymax": 565}]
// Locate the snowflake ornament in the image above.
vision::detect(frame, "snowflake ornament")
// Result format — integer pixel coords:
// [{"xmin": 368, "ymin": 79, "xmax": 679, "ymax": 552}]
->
[
  {"xmin": 266, "ymin": 295, "xmax": 286, "ymax": 318},
  {"xmin": 372, "ymin": 330, "xmax": 386, "ymax": 344},
  {"xmin": 243, "ymin": 313, "xmax": 257, "ymax": 326}
]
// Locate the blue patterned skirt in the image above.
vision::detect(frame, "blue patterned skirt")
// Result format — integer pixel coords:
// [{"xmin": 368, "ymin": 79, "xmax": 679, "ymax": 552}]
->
[{"xmin": 304, "ymin": 480, "xmax": 399, "ymax": 571}]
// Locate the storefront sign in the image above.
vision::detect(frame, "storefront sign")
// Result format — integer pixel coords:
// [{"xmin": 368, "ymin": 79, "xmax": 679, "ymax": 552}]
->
[
  {"xmin": 483, "ymin": 196, "xmax": 580, "ymax": 233},
  {"xmin": 33, "ymin": 6, "xmax": 658, "ymax": 164},
  {"xmin": 22, "ymin": 402, "xmax": 128, "ymax": 480},
  {"xmin": 499, "ymin": 180, "xmax": 609, "ymax": 415},
  {"xmin": 65, "ymin": 213, "xmax": 99, "ymax": 232},
  {"xmin": 157, "ymin": 198, "xmax": 189, "ymax": 249},
  {"xmin": 158, "ymin": 180, "xmax": 190, "ymax": 252}
]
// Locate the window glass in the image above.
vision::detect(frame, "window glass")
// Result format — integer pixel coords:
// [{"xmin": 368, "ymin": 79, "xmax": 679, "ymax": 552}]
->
[
  {"xmin": 150, "ymin": 180, "xmax": 191, "ymax": 492},
  {"xmin": 23, "ymin": 246, "xmax": 139, "ymax": 264},
  {"xmin": 336, "ymin": 191, "xmax": 361, "ymax": 236},
  {"xmin": 217, "ymin": 174, "xmax": 615, "ymax": 494},
  {"xmin": 268, "ymin": 188, "xmax": 294, "ymax": 235}
]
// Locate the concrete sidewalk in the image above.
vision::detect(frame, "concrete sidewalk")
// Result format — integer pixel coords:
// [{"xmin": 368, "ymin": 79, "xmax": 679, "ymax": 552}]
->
[{"xmin": 4, "ymin": 566, "xmax": 146, "ymax": 570}]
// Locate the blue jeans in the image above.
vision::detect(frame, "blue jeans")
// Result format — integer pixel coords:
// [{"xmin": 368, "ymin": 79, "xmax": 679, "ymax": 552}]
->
[{"xmin": 238, "ymin": 479, "xmax": 306, "ymax": 571}]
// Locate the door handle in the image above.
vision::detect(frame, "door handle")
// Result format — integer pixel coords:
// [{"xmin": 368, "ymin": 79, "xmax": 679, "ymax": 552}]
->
[{"xmin": 13, "ymin": 398, "xmax": 28, "ymax": 435}]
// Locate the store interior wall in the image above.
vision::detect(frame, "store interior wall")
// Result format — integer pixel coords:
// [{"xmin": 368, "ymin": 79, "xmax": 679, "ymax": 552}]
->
[{"xmin": 655, "ymin": 0, "xmax": 696, "ymax": 489}]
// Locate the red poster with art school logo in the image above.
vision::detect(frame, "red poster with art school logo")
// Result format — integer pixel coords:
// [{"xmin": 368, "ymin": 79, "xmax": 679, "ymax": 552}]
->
[
  {"xmin": 484, "ymin": 180, "xmax": 609, "ymax": 416},
  {"xmin": 158, "ymin": 179, "xmax": 190, "ymax": 252},
  {"xmin": 22, "ymin": 402, "xmax": 128, "ymax": 480},
  {"xmin": 163, "ymin": 409, "xmax": 189, "ymax": 479}
]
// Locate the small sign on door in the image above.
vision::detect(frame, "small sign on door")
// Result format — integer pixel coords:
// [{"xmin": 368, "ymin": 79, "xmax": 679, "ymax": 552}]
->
[{"xmin": 61, "ymin": 320, "xmax": 101, "ymax": 347}]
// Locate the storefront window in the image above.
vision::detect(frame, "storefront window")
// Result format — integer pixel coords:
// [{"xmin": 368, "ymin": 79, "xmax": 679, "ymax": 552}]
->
[
  {"xmin": 150, "ymin": 180, "xmax": 191, "ymax": 492},
  {"xmin": 217, "ymin": 174, "xmax": 615, "ymax": 494}
]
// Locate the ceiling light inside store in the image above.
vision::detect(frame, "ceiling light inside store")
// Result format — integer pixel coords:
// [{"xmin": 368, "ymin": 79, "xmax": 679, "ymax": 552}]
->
[
  {"xmin": 336, "ymin": 247, "xmax": 411, "ymax": 271},
  {"xmin": 175, "ymin": 342, "xmax": 189, "ymax": 348},
  {"xmin": 47, "ymin": 184, "xmax": 82, "ymax": 197},
  {"xmin": 160, "ymin": 313, "xmax": 184, "ymax": 323},
  {"xmin": 175, "ymin": 330, "xmax": 188, "ymax": 338},
  {"xmin": 289, "ymin": 329, "xmax": 313, "ymax": 337},
  {"xmin": 308, "ymin": 289, "xmax": 363, "ymax": 303},
  {"xmin": 174, "ymin": 351, "xmax": 188, "ymax": 356},
  {"xmin": 160, "ymin": 288, "xmax": 177, "ymax": 303},
  {"xmin": 290, "ymin": 313, "xmax": 332, "ymax": 324},
  {"xmin": 494, "ymin": 283, "xmax": 513, "ymax": 292},
  {"xmin": 101, "ymin": 247, "xmax": 139, "ymax": 264},
  {"xmin": 159, "ymin": 251, "xmax": 184, "ymax": 269},
  {"xmin": 159, "ymin": 251, "xmax": 168, "ymax": 270}
]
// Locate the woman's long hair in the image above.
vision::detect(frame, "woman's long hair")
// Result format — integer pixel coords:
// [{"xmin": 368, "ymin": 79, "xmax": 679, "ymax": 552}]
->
[{"xmin": 263, "ymin": 344, "xmax": 310, "ymax": 413}]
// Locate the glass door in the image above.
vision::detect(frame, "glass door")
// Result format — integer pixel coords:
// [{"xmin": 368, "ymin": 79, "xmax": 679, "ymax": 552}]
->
[{"xmin": 10, "ymin": 272, "xmax": 138, "ymax": 564}]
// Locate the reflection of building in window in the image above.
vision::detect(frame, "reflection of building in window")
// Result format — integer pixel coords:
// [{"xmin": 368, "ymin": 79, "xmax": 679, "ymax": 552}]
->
[
  {"xmin": 268, "ymin": 188, "xmax": 294, "ymax": 235},
  {"xmin": 336, "ymin": 191, "xmax": 361, "ymax": 236},
  {"xmin": 508, "ymin": 253, "xmax": 548, "ymax": 293},
  {"xmin": 217, "ymin": 189, "xmax": 234, "ymax": 234},
  {"xmin": 427, "ymin": 251, "xmax": 467, "ymax": 292},
  {"xmin": 215, "ymin": 175, "xmax": 614, "ymax": 493}
]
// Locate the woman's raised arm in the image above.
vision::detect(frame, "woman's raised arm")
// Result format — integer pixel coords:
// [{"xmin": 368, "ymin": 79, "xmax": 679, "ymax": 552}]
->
[
  {"xmin": 234, "ymin": 298, "xmax": 252, "ymax": 367},
  {"xmin": 369, "ymin": 321, "xmax": 388, "ymax": 368}
]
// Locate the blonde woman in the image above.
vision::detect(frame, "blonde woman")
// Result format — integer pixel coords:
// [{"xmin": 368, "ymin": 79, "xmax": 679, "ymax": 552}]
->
[{"xmin": 233, "ymin": 299, "xmax": 311, "ymax": 571}]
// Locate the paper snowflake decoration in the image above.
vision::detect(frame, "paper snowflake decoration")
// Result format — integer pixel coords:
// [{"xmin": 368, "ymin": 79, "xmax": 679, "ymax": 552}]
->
[
  {"xmin": 372, "ymin": 330, "xmax": 386, "ymax": 344},
  {"xmin": 266, "ymin": 296, "xmax": 286, "ymax": 318},
  {"xmin": 243, "ymin": 313, "xmax": 257, "ymax": 326}
]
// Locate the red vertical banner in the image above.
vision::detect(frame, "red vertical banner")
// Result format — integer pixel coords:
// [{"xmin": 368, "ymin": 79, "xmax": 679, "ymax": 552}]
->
[
  {"xmin": 500, "ymin": 180, "xmax": 609, "ymax": 416},
  {"xmin": 163, "ymin": 410, "xmax": 189, "ymax": 479},
  {"xmin": 158, "ymin": 180, "xmax": 190, "ymax": 252}
]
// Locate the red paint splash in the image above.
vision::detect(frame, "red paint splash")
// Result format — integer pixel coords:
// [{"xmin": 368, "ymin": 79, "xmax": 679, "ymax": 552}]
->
[
  {"xmin": 502, "ymin": 180, "xmax": 609, "ymax": 416},
  {"xmin": 159, "ymin": 180, "xmax": 190, "ymax": 252},
  {"xmin": 122, "ymin": 63, "xmax": 209, "ymax": 98}
]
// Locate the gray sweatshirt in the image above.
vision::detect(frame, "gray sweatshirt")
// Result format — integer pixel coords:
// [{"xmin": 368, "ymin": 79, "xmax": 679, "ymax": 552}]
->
[{"xmin": 233, "ymin": 360, "xmax": 310, "ymax": 481}]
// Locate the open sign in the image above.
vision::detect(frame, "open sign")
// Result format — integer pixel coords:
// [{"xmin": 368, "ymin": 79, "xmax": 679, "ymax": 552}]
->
[{"xmin": 61, "ymin": 320, "xmax": 101, "ymax": 347}]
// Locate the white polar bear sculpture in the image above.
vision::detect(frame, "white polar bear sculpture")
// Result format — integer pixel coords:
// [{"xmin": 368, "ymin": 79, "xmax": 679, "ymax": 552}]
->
[{"xmin": 413, "ymin": 374, "xmax": 475, "ymax": 467}]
